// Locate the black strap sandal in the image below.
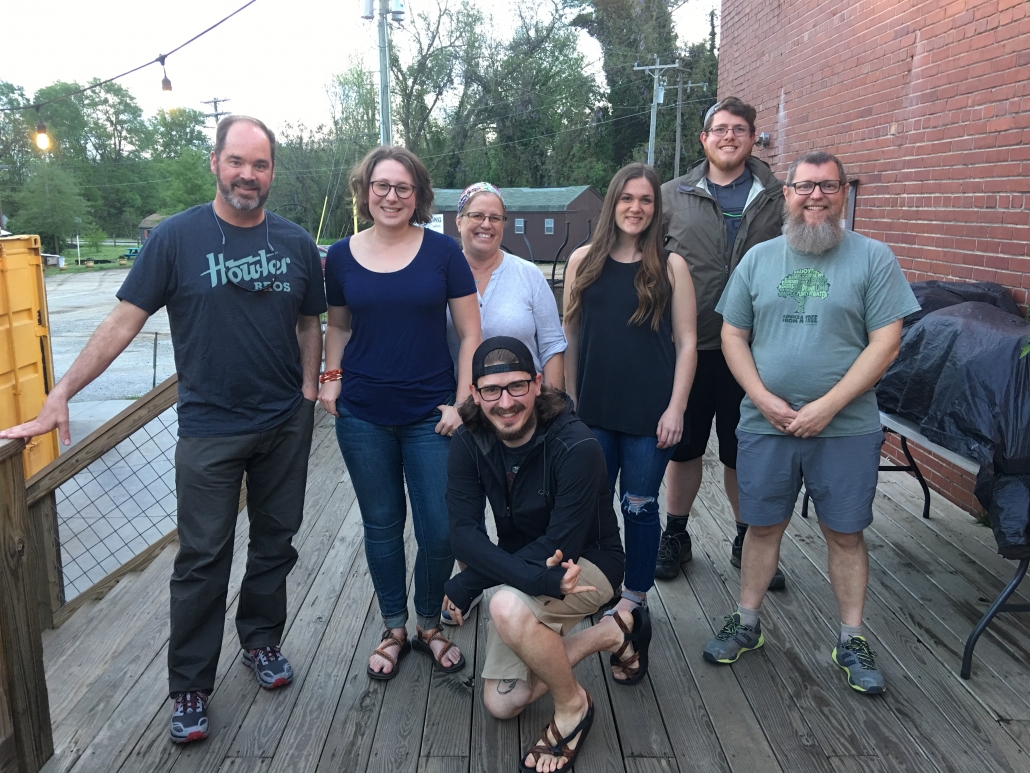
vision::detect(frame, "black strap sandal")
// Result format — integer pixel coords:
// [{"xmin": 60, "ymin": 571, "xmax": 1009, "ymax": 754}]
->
[
  {"xmin": 366, "ymin": 629, "xmax": 411, "ymax": 681},
  {"xmin": 412, "ymin": 625, "xmax": 467, "ymax": 673},
  {"xmin": 519, "ymin": 691, "xmax": 595, "ymax": 772},
  {"xmin": 608, "ymin": 605, "xmax": 653, "ymax": 686}
]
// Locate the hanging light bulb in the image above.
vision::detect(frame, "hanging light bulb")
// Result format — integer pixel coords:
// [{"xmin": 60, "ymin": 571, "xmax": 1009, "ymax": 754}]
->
[
  {"xmin": 159, "ymin": 55, "xmax": 172, "ymax": 92},
  {"xmin": 34, "ymin": 109, "xmax": 49, "ymax": 150}
]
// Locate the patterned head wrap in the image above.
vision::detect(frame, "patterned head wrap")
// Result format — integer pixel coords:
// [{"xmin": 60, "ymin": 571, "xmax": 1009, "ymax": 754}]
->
[{"xmin": 457, "ymin": 182, "xmax": 504, "ymax": 214}]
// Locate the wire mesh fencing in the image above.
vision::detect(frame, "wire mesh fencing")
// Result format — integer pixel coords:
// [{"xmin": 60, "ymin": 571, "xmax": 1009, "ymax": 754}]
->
[{"xmin": 55, "ymin": 405, "xmax": 178, "ymax": 598}]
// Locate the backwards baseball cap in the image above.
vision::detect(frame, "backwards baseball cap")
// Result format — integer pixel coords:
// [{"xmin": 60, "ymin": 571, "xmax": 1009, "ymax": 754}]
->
[
  {"xmin": 703, "ymin": 101, "xmax": 723, "ymax": 127},
  {"xmin": 472, "ymin": 336, "xmax": 537, "ymax": 383}
]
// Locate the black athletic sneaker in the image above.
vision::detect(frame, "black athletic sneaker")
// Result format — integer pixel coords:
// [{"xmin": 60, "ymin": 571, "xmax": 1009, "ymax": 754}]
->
[
  {"xmin": 731, "ymin": 527, "xmax": 787, "ymax": 590},
  {"xmin": 655, "ymin": 531, "xmax": 693, "ymax": 580},
  {"xmin": 170, "ymin": 690, "xmax": 209, "ymax": 744}
]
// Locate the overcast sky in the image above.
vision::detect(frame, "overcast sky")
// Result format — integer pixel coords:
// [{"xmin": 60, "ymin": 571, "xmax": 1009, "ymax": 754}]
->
[{"xmin": 4, "ymin": 0, "xmax": 719, "ymax": 134}]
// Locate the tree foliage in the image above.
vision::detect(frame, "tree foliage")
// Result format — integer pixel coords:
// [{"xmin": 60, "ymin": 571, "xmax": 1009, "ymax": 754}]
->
[
  {"xmin": 11, "ymin": 161, "xmax": 88, "ymax": 253},
  {"xmin": 0, "ymin": 3, "xmax": 717, "ymax": 248}
]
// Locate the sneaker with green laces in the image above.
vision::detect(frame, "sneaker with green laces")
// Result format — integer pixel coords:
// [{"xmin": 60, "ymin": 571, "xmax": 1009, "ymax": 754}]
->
[
  {"xmin": 702, "ymin": 613, "xmax": 765, "ymax": 664},
  {"xmin": 832, "ymin": 635, "xmax": 886, "ymax": 694}
]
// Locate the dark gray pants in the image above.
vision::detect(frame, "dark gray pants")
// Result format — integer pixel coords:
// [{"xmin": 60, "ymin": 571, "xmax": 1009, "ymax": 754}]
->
[{"xmin": 168, "ymin": 400, "xmax": 315, "ymax": 696}]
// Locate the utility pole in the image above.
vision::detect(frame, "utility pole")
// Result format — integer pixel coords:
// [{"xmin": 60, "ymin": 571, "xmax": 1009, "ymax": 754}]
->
[
  {"xmin": 674, "ymin": 78, "xmax": 708, "ymax": 179},
  {"xmin": 363, "ymin": 0, "xmax": 405, "ymax": 147},
  {"xmin": 202, "ymin": 98, "xmax": 231, "ymax": 127},
  {"xmin": 634, "ymin": 55, "xmax": 679, "ymax": 166}
]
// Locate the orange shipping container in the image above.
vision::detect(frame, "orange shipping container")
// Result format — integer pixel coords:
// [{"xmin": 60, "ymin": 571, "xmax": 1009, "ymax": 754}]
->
[{"xmin": 0, "ymin": 234, "xmax": 59, "ymax": 478}]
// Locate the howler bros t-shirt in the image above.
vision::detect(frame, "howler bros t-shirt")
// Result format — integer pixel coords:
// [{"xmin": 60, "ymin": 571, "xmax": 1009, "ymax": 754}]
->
[
  {"xmin": 716, "ymin": 230, "xmax": 920, "ymax": 437},
  {"xmin": 117, "ymin": 203, "xmax": 327, "ymax": 438}
]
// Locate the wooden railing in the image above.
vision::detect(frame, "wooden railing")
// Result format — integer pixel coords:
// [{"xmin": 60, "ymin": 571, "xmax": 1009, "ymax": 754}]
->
[{"xmin": 0, "ymin": 374, "xmax": 179, "ymax": 773}]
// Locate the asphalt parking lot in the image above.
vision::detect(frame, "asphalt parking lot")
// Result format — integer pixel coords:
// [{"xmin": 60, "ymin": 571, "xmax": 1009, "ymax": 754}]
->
[{"xmin": 45, "ymin": 269, "xmax": 175, "ymax": 401}]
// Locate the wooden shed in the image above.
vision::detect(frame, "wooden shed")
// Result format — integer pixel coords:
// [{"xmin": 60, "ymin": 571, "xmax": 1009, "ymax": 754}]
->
[
  {"xmin": 138, "ymin": 214, "xmax": 169, "ymax": 243},
  {"xmin": 433, "ymin": 186, "xmax": 602, "ymax": 264}
]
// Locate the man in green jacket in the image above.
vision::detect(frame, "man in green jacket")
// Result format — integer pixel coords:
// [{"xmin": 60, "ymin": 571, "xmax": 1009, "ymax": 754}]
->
[{"xmin": 657, "ymin": 97, "xmax": 787, "ymax": 585}]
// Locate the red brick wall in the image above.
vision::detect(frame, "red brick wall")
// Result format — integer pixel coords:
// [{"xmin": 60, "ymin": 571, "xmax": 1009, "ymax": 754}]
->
[{"xmin": 719, "ymin": 0, "xmax": 1029, "ymax": 513}]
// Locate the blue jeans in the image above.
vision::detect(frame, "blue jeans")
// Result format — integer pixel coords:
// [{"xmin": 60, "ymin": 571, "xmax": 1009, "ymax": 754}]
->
[
  {"xmin": 589, "ymin": 427, "xmax": 675, "ymax": 596},
  {"xmin": 335, "ymin": 404, "xmax": 452, "ymax": 630}
]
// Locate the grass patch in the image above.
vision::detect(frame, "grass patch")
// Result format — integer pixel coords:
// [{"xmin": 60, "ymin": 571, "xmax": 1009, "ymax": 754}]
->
[{"xmin": 45, "ymin": 244, "xmax": 138, "ymax": 274}]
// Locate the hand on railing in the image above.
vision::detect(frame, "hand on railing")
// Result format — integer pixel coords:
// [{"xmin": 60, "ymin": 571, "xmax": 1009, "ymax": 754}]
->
[{"xmin": 0, "ymin": 392, "xmax": 71, "ymax": 446}]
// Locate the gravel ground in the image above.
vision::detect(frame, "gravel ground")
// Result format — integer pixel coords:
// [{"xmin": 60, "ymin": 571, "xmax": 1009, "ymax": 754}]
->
[{"xmin": 44, "ymin": 269, "xmax": 175, "ymax": 401}]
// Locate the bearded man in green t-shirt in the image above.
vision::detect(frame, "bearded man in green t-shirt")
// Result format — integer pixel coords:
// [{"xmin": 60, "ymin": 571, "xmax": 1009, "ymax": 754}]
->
[{"xmin": 701, "ymin": 151, "xmax": 920, "ymax": 695}]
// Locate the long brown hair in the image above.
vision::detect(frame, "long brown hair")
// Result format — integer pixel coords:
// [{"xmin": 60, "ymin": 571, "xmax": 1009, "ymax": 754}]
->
[{"xmin": 564, "ymin": 163, "xmax": 671, "ymax": 331}]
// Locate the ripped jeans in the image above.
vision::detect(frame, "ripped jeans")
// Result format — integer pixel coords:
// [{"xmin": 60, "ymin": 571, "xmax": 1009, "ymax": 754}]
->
[{"xmin": 588, "ymin": 427, "xmax": 676, "ymax": 595}]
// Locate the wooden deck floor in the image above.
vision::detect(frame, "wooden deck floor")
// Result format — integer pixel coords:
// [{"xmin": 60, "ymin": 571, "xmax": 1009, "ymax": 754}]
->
[{"xmin": 39, "ymin": 412, "xmax": 1030, "ymax": 773}]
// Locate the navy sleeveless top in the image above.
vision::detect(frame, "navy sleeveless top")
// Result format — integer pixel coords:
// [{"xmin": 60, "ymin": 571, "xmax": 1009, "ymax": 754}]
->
[{"xmin": 575, "ymin": 256, "xmax": 675, "ymax": 436}]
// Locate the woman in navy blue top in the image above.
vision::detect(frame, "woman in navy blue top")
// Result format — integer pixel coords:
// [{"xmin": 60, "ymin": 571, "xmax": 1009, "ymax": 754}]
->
[{"xmin": 318, "ymin": 146, "xmax": 481, "ymax": 680}]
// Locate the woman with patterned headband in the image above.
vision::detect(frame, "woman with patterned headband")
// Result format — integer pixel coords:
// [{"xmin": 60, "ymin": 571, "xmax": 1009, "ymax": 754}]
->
[
  {"xmin": 441, "ymin": 182, "xmax": 567, "ymax": 627},
  {"xmin": 446, "ymin": 182, "xmax": 566, "ymax": 389}
]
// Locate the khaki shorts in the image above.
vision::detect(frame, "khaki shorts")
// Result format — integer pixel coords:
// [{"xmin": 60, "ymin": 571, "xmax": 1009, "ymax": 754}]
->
[{"xmin": 481, "ymin": 558, "xmax": 615, "ymax": 682}]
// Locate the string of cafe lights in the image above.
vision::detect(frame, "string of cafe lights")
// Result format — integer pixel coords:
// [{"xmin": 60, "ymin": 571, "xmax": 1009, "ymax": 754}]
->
[{"xmin": 0, "ymin": 0, "xmax": 259, "ymax": 150}]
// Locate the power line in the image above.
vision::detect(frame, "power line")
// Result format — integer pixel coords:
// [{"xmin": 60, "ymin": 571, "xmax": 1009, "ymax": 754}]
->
[{"xmin": 0, "ymin": 0, "xmax": 259, "ymax": 115}]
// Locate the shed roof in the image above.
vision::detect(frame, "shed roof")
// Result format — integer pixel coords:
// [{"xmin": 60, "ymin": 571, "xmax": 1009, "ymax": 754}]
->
[
  {"xmin": 139, "ymin": 213, "xmax": 169, "ymax": 229},
  {"xmin": 433, "ymin": 185, "xmax": 596, "ymax": 213}
]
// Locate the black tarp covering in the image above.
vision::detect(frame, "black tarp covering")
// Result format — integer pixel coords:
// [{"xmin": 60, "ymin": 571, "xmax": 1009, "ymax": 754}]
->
[
  {"xmin": 904, "ymin": 280, "xmax": 1019, "ymax": 327},
  {"xmin": 877, "ymin": 301, "xmax": 1030, "ymax": 558}
]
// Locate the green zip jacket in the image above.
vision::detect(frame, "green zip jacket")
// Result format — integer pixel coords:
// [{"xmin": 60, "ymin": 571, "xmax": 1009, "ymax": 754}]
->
[{"xmin": 661, "ymin": 156, "xmax": 784, "ymax": 350}]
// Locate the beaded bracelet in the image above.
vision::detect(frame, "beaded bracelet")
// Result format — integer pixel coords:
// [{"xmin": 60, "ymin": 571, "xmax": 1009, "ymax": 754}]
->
[{"xmin": 318, "ymin": 369, "xmax": 343, "ymax": 384}]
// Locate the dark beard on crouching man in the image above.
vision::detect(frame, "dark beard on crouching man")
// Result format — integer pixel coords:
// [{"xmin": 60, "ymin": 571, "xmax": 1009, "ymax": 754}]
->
[
  {"xmin": 457, "ymin": 386, "xmax": 568, "ymax": 440},
  {"xmin": 782, "ymin": 201, "xmax": 846, "ymax": 255}
]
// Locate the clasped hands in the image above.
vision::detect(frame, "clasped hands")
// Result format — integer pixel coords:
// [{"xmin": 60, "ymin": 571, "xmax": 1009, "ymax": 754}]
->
[
  {"xmin": 754, "ymin": 391, "xmax": 837, "ymax": 439},
  {"xmin": 441, "ymin": 549, "xmax": 597, "ymax": 627}
]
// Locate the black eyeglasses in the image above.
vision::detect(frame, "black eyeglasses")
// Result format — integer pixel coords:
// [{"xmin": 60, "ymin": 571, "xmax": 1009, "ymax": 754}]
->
[
  {"xmin": 475, "ymin": 379, "xmax": 532, "ymax": 401},
  {"xmin": 787, "ymin": 180, "xmax": 844, "ymax": 195},
  {"xmin": 370, "ymin": 180, "xmax": 416, "ymax": 199}
]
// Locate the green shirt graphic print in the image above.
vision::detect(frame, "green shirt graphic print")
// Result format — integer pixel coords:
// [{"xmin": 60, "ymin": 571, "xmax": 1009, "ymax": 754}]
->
[{"xmin": 716, "ymin": 230, "xmax": 920, "ymax": 437}]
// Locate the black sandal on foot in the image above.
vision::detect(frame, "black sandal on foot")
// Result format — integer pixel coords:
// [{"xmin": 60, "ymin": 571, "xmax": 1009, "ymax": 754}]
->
[
  {"xmin": 366, "ymin": 629, "xmax": 411, "ymax": 681},
  {"xmin": 609, "ymin": 605, "xmax": 652, "ymax": 686},
  {"xmin": 412, "ymin": 625, "xmax": 466, "ymax": 674},
  {"xmin": 519, "ymin": 691, "xmax": 594, "ymax": 772}
]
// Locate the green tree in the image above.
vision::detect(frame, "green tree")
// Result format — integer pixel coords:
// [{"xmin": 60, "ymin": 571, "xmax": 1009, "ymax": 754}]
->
[
  {"xmin": 12, "ymin": 161, "xmax": 88, "ymax": 253},
  {"xmin": 85, "ymin": 226, "xmax": 107, "ymax": 253},
  {"xmin": 573, "ymin": 0, "xmax": 679, "ymax": 172},
  {"xmin": 778, "ymin": 268, "xmax": 830, "ymax": 314},
  {"xmin": 0, "ymin": 82, "xmax": 34, "ymax": 228},
  {"xmin": 152, "ymin": 108, "xmax": 209, "ymax": 158},
  {"xmin": 158, "ymin": 147, "xmax": 213, "ymax": 215}
]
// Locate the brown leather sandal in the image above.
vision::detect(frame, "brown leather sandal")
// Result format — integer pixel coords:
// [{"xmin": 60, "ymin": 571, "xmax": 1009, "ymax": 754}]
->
[
  {"xmin": 412, "ymin": 625, "xmax": 466, "ymax": 673},
  {"xmin": 366, "ymin": 629, "xmax": 411, "ymax": 681},
  {"xmin": 520, "ymin": 691, "xmax": 594, "ymax": 772}
]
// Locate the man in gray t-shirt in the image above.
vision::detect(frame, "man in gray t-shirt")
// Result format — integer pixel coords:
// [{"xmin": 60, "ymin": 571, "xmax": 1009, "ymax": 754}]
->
[{"xmin": 702, "ymin": 151, "xmax": 919, "ymax": 697}]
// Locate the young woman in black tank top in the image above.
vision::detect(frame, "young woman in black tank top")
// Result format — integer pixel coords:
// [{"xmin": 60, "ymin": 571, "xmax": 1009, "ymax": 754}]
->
[{"xmin": 563, "ymin": 163, "xmax": 698, "ymax": 684}]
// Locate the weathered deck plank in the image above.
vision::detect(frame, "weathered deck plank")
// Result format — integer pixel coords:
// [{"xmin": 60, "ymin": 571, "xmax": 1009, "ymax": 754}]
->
[{"xmin": 38, "ymin": 421, "xmax": 1030, "ymax": 773}]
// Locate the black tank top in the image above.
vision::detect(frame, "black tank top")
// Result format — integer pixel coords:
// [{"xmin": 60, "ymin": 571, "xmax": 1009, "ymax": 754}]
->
[{"xmin": 575, "ymin": 256, "xmax": 675, "ymax": 436}]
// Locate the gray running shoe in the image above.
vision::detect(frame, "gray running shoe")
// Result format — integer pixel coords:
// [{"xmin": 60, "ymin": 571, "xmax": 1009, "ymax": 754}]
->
[
  {"xmin": 442, "ymin": 592, "xmax": 483, "ymax": 626},
  {"xmin": 242, "ymin": 646, "xmax": 294, "ymax": 689},
  {"xmin": 832, "ymin": 636, "xmax": 886, "ymax": 694},
  {"xmin": 170, "ymin": 690, "xmax": 209, "ymax": 744},
  {"xmin": 703, "ymin": 613, "xmax": 765, "ymax": 664}
]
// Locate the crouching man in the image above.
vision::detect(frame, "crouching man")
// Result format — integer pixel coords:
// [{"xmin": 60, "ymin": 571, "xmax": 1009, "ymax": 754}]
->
[{"xmin": 443, "ymin": 337, "xmax": 648, "ymax": 773}]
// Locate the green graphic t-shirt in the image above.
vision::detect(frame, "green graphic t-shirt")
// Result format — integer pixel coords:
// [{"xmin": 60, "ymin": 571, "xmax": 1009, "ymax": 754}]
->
[{"xmin": 715, "ymin": 230, "xmax": 920, "ymax": 436}]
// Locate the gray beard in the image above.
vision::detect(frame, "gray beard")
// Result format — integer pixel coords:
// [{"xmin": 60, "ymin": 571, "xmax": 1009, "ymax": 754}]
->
[
  {"xmin": 783, "ymin": 210, "xmax": 845, "ymax": 255},
  {"xmin": 217, "ymin": 178, "xmax": 268, "ymax": 212}
]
